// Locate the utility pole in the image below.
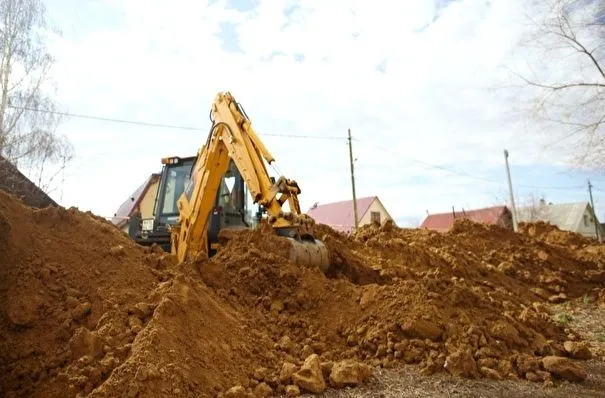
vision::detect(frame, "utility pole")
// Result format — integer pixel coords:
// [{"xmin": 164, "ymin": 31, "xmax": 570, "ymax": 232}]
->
[
  {"xmin": 348, "ymin": 128, "xmax": 359, "ymax": 231},
  {"xmin": 587, "ymin": 178, "xmax": 601, "ymax": 242},
  {"xmin": 503, "ymin": 149, "xmax": 518, "ymax": 232}
]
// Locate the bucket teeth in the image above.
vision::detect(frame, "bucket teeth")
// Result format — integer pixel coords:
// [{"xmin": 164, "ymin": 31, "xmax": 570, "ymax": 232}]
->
[{"xmin": 285, "ymin": 237, "xmax": 330, "ymax": 273}]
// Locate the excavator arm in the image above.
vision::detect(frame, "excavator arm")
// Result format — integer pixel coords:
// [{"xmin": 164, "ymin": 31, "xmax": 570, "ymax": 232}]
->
[{"xmin": 171, "ymin": 92, "xmax": 328, "ymax": 270}]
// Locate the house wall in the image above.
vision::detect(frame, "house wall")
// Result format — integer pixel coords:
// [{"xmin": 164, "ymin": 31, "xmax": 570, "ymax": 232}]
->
[
  {"xmin": 359, "ymin": 199, "xmax": 393, "ymax": 226},
  {"xmin": 575, "ymin": 207, "xmax": 603, "ymax": 238},
  {"xmin": 139, "ymin": 180, "xmax": 160, "ymax": 219}
]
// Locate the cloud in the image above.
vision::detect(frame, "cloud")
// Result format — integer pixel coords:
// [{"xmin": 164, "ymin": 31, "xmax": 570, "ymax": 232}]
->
[{"xmin": 35, "ymin": 0, "xmax": 605, "ymax": 223}]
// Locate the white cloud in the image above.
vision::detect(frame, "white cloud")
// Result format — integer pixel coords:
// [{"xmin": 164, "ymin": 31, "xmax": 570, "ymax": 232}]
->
[{"xmin": 33, "ymin": 0, "xmax": 604, "ymax": 223}]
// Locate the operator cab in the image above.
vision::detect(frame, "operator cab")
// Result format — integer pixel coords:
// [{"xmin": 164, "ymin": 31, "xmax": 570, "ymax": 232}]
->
[
  {"xmin": 207, "ymin": 160, "xmax": 251, "ymax": 255},
  {"xmin": 133, "ymin": 156, "xmax": 254, "ymax": 253},
  {"xmin": 132, "ymin": 156, "xmax": 196, "ymax": 251}
]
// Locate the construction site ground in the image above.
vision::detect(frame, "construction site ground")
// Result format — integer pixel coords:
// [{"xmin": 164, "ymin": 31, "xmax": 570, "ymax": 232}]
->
[
  {"xmin": 2, "ymin": 189, "xmax": 605, "ymax": 397},
  {"xmin": 313, "ymin": 300, "xmax": 605, "ymax": 398}
]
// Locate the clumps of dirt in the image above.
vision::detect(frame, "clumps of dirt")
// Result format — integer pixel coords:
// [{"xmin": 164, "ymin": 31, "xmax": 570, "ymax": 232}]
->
[
  {"xmin": 518, "ymin": 221, "xmax": 595, "ymax": 248},
  {"xmin": 2, "ymin": 187, "xmax": 604, "ymax": 398},
  {"xmin": 0, "ymin": 190, "xmax": 177, "ymax": 397},
  {"xmin": 193, "ymin": 219, "xmax": 603, "ymax": 395}
]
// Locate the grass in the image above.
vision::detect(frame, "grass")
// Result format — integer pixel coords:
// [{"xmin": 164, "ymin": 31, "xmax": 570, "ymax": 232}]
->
[{"xmin": 554, "ymin": 312, "xmax": 574, "ymax": 325}]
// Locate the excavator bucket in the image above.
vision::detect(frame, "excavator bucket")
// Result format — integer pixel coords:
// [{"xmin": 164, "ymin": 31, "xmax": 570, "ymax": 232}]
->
[{"xmin": 284, "ymin": 237, "xmax": 331, "ymax": 273}]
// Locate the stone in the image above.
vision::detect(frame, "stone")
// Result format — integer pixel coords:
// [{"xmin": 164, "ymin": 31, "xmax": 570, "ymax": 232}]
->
[
  {"xmin": 563, "ymin": 341, "xmax": 592, "ymax": 360},
  {"xmin": 444, "ymin": 349, "xmax": 479, "ymax": 378},
  {"xmin": 285, "ymin": 385, "xmax": 300, "ymax": 397},
  {"xmin": 542, "ymin": 356, "xmax": 587, "ymax": 382},
  {"xmin": 253, "ymin": 367, "xmax": 268, "ymax": 381},
  {"xmin": 300, "ymin": 345, "xmax": 314, "ymax": 358},
  {"xmin": 224, "ymin": 385, "xmax": 247, "ymax": 398},
  {"xmin": 399, "ymin": 319, "xmax": 443, "ymax": 341},
  {"xmin": 253, "ymin": 382, "xmax": 272, "ymax": 397},
  {"xmin": 279, "ymin": 362, "xmax": 297, "ymax": 383},
  {"xmin": 69, "ymin": 327, "xmax": 104, "ymax": 359},
  {"xmin": 277, "ymin": 336, "xmax": 294, "ymax": 352},
  {"xmin": 329, "ymin": 360, "xmax": 373, "ymax": 387},
  {"xmin": 479, "ymin": 367, "xmax": 502, "ymax": 380},
  {"xmin": 291, "ymin": 354, "xmax": 326, "ymax": 393}
]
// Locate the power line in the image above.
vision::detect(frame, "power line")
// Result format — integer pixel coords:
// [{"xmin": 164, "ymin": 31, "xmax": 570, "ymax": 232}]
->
[
  {"xmin": 7, "ymin": 105, "xmax": 345, "ymax": 140},
  {"xmin": 360, "ymin": 140, "xmax": 584, "ymax": 191},
  {"xmin": 592, "ymin": 186, "xmax": 605, "ymax": 194}
]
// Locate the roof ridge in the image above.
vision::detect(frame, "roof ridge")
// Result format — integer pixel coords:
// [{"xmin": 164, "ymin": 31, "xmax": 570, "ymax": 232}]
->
[
  {"xmin": 426, "ymin": 205, "xmax": 507, "ymax": 218},
  {"xmin": 311, "ymin": 196, "xmax": 377, "ymax": 207}
]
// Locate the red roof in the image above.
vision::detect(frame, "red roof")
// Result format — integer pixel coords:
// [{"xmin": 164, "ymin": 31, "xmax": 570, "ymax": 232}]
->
[
  {"xmin": 307, "ymin": 196, "xmax": 377, "ymax": 233},
  {"xmin": 420, "ymin": 205, "xmax": 509, "ymax": 232},
  {"xmin": 111, "ymin": 173, "xmax": 160, "ymax": 227}
]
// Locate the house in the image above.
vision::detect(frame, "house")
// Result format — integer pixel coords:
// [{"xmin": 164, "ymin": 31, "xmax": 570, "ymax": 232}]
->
[
  {"xmin": 111, "ymin": 173, "xmax": 161, "ymax": 234},
  {"xmin": 517, "ymin": 201, "xmax": 604, "ymax": 239},
  {"xmin": 420, "ymin": 205, "xmax": 513, "ymax": 233},
  {"xmin": 307, "ymin": 196, "xmax": 394, "ymax": 234},
  {"xmin": 0, "ymin": 154, "xmax": 57, "ymax": 208}
]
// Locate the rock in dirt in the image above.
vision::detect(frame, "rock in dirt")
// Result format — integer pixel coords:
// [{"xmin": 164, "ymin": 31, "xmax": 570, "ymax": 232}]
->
[
  {"xmin": 444, "ymin": 349, "xmax": 480, "ymax": 378},
  {"xmin": 223, "ymin": 385, "xmax": 247, "ymax": 398},
  {"xmin": 69, "ymin": 327, "xmax": 104, "ymax": 359},
  {"xmin": 329, "ymin": 360, "xmax": 373, "ymax": 387},
  {"xmin": 542, "ymin": 356, "xmax": 587, "ymax": 382},
  {"xmin": 563, "ymin": 341, "xmax": 593, "ymax": 360},
  {"xmin": 285, "ymin": 384, "xmax": 301, "ymax": 397},
  {"xmin": 254, "ymin": 382, "xmax": 273, "ymax": 397},
  {"xmin": 292, "ymin": 354, "xmax": 326, "ymax": 393},
  {"xmin": 400, "ymin": 319, "xmax": 443, "ymax": 341},
  {"xmin": 280, "ymin": 362, "xmax": 297, "ymax": 383},
  {"xmin": 479, "ymin": 367, "xmax": 503, "ymax": 380}
]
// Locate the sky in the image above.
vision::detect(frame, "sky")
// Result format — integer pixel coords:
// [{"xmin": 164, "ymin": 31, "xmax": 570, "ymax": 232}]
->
[{"xmin": 23, "ymin": 0, "xmax": 605, "ymax": 227}]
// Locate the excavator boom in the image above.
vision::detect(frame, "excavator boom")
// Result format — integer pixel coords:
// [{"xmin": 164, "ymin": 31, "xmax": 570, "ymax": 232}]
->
[{"xmin": 171, "ymin": 92, "xmax": 330, "ymax": 271}]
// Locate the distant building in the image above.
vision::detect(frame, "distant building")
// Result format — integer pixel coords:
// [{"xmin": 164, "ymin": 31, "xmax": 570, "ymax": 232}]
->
[
  {"xmin": 111, "ymin": 173, "xmax": 161, "ymax": 234},
  {"xmin": 517, "ymin": 201, "xmax": 603, "ymax": 239},
  {"xmin": 0, "ymin": 154, "xmax": 57, "ymax": 208},
  {"xmin": 420, "ymin": 205, "xmax": 513, "ymax": 233},
  {"xmin": 307, "ymin": 196, "xmax": 394, "ymax": 234}
]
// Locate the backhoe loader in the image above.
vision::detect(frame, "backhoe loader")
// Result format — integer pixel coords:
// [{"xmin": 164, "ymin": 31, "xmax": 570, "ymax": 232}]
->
[{"xmin": 136, "ymin": 91, "xmax": 330, "ymax": 271}]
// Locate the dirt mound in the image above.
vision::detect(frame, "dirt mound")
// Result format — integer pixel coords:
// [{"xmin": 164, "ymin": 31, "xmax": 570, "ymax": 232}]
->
[
  {"xmin": 192, "ymin": 220, "xmax": 604, "ymax": 394},
  {"xmin": 2, "ymin": 189, "xmax": 605, "ymax": 397},
  {"xmin": 519, "ymin": 221, "xmax": 596, "ymax": 248},
  {"xmin": 0, "ymin": 190, "xmax": 168, "ymax": 397}
]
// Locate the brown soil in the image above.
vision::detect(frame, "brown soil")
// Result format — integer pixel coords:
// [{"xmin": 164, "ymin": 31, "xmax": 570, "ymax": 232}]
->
[{"xmin": 1, "ymin": 191, "xmax": 605, "ymax": 398}]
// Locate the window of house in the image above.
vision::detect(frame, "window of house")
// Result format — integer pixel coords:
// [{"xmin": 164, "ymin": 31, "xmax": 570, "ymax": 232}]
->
[
  {"xmin": 370, "ymin": 211, "xmax": 381, "ymax": 224},
  {"xmin": 584, "ymin": 214, "xmax": 589, "ymax": 226}
]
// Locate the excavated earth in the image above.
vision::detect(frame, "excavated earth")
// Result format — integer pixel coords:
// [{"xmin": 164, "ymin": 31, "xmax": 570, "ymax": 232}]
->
[{"xmin": 1, "ymin": 190, "xmax": 605, "ymax": 397}]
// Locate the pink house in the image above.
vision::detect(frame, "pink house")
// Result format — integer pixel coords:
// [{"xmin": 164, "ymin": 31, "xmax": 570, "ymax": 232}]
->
[{"xmin": 307, "ymin": 196, "xmax": 394, "ymax": 234}]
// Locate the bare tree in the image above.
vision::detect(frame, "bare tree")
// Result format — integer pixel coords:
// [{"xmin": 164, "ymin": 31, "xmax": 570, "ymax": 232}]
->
[
  {"xmin": 512, "ymin": 0, "xmax": 605, "ymax": 169},
  {"xmin": 0, "ymin": 0, "xmax": 73, "ymax": 193},
  {"xmin": 515, "ymin": 193, "xmax": 551, "ymax": 222},
  {"xmin": 491, "ymin": 191, "xmax": 550, "ymax": 222}
]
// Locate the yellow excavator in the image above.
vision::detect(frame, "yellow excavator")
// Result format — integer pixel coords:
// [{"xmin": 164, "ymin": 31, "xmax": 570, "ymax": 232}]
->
[{"xmin": 137, "ymin": 91, "xmax": 330, "ymax": 272}]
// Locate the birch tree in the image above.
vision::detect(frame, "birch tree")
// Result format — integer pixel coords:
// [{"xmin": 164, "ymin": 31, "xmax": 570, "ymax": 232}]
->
[
  {"xmin": 514, "ymin": 0, "xmax": 605, "ymax": 168},
  {"xmin": 0, "ymin": 0, "xmax": 73, "ymax": 193}
]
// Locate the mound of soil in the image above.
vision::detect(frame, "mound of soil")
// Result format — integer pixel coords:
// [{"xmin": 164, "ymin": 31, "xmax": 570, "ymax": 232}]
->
[
  {"xmin": 1, "ymin": 190, "xmax": 604, "ymax": 397},
  {"xmin": 0, "ymin": 190, "xmax": 168, "ymax": 397},
  {"xmin": 518, "ymin": 221, "xmax": 596, "ymax": 248}
]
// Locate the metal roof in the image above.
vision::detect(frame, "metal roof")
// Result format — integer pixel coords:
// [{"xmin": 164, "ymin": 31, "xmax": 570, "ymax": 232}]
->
[
  {"xmin": 420, "ymin": 205, "xmax": 509, "ymax": 232},
  {"xmin": 516, "ymin": 201, "xmax": 595, "ymax": 231},
  {"xmin": 307, "ymin": 196, "xmax": 377, "ymax": 233},
  {"xmin": 111, "ymin": 173, "xmax": 160, "ymax": 227}
]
